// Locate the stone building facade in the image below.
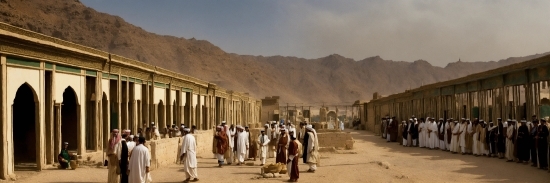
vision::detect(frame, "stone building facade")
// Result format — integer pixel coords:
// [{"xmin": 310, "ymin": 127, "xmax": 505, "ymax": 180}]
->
[
  {"xmin": 358, "ymin": 54, "xmax": 550, "ymax": 134},
  {"xmin": 0, "ymin": 22, "xmax": 261, "ymax": 179}
]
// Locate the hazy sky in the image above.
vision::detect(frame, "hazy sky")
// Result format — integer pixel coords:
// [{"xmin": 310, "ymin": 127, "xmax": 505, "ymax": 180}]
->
[{"xmin": 81, "ymin": 0, "xmax": 550, "ymax": 67}]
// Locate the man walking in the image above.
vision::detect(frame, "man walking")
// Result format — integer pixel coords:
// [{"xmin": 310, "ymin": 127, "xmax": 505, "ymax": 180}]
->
[
  {"xmin": 128, "ymin": 137, "xmax": 151, "ymax": 183},
  {"xmin": 180, "ymin": 128, "xmax": 199, "ymax": 182},
  {"xmin": 214, "ymin": 126, "xmax": 228, "ymax": 167},
  {"xmin": 258, "ymin": 129, "xmax": 270, "ymax": 166},
  {"xmin": 303, "ymin": 125, "xmax": 320, "ymax": 173}
]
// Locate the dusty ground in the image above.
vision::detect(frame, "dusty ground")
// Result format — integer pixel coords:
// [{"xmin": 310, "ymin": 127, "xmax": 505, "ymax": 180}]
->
[{"xmin": 9, "ymin": 130, "xmax": 550, "ymax": 183}]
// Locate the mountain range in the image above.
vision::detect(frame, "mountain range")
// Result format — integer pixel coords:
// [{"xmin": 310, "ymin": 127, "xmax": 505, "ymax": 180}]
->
[{"xmin": 1, "ymin": 0, "xmax": 547, "ymax": 104}]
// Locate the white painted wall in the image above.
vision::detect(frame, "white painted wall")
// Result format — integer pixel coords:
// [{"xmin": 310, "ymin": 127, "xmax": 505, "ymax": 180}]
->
[
  {"xmin": 170, "ymin": 90, "xmax": 176, "ymax": 104},
  {"xmin": 153, "ymin": 87, "xmax": 165, "ymax": 104},
  {"xmin": 54, "ymin": 72, "xmax": 85, "ymax": 154},
  {"xmin": 134, "ymin": 84, "xmax": 142, "ymax": 101},
  {"xmin": 192, "ymin": 94, "xmax": 198, "ymax": 106},
  {"xmin": 6, "ymin": 66, "xmax": 42, "ymax": 174},
  {"xmin": 101, "ymin": 79, "xmax": 109, "ymax": 99}
]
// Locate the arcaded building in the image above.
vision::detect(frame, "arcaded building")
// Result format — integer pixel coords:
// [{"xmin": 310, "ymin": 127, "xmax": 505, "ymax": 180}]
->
[{"xmin": 0, "ymin": 23, "xmax": 261, "ymax": 179}]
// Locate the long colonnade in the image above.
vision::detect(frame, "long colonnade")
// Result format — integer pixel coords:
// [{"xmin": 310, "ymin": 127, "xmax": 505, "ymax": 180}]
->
[
  {"xmin": 0, "ymin": 23, "xmax": 261, "ymax": 179},
  {"xmin": 361, "ymin": 54, "xmax": 550, "ymax": 132}
]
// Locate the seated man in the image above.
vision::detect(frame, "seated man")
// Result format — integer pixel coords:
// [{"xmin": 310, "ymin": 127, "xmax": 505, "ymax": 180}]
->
[{"xmin": 58, "ymin": 142, "xmax": 71, "ymax": 169}]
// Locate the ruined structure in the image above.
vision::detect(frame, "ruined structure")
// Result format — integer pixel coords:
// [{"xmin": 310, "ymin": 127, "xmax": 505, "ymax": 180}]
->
[
  {"xmin": 261, "ymin": 96, "xmax": 280, "ymax": 122},
  {"xmin": 0, "ymin": 22, "xmax": 261, "ymax": 179},
  {"xmin": 357, "ymin": 54, "xmax": 550, "ymax": 134}
]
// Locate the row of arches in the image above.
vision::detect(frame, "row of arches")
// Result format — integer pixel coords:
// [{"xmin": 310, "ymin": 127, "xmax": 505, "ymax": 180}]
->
[{"xmin": 13, "ymin": 84, "xmax": 78, "ymax": 168}]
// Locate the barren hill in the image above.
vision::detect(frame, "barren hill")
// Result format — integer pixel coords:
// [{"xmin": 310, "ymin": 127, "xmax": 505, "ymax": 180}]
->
[{"xmin": 1, "ymin": 0, "xmax": 548, "ymax": 104}]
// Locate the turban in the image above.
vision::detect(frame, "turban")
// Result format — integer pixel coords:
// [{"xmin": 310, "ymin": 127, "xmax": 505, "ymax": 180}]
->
[
  {"xmin": 63, "ymin": 142, "xmax": 69, "ymax": 145},
  {"xmin": 306, "ymin": 125, "xmax": 313, "ymax": 131},
  {"xmin": 129, "ymin": 135, "xmax": 134, "ymax": 139},
  {"xmin": 264, "ymin": 124, "xmax": 269, "ymax": 127},
  {"xmin": 216, "ymin": 126, "xmax": 222, "ymax": 129},
  {"xmin": 151, "ymin": 122, "xmax": 155, "ymax": 125},
  {"xmin": 222, "ymin": 121, "xmax": 226, "ymax": 124},
  {"xmin": 183, "ymin": 128, "xmax": 190, "ymax": 132}
]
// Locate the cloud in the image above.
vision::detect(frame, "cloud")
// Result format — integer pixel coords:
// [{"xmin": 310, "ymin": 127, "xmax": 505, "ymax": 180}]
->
[
  {"xmin": 82, "ymin": 0, "xmax": 550, "ymax": 67},
  {"xmin": 277, "ymin": 0, "xmax": 550, "ymax": 66}
]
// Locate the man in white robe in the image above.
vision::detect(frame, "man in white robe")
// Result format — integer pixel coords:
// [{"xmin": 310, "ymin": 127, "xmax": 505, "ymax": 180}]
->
[
  {"xmin": 505, "ymin": 120, "xmax": 516, "ymax": 162},
  {"xmin": 439, "ymin": 119, "xmax": 446, "ymax": 150},
  {"xmin": 472, "ymin": 119, "xmax": 480, "ymax": 155},
  {"xmin": 128, "ymin": 137, "xmax": 151, "ymax": 183},
  {"xmin": 127, "ymin": 135, "xmax": 136, "ymax": 153},
  {"xmin": 180, "ymin": 128, "xmax": 198, "ymax": 182},
  {"xmin": 434, "ymin": 119, "xmax": 441, "ymax": 149},
  {"xmin": 236, "ymin": 126, "xmax": 249, "ymax": 165},
  {"xmin": 418, "ymin": 119, "xmax": 425, "ymax": 148},
  {"xmin": 258, "ymin": 129, "xmax": 270, "ymax": 165},
  {"xmin": 339, "ymin": 120, "xmax": 345, "ymax": 131},
  {"xmin": 304, "ymin": 125, "xmax": 320, "ymax": 172},
  {"xmin": 430, "ymin": 118, "xmax": 438, "ymax": 149},
  {"xmin": 226, "ymin": 123, "xmax": 236, "ymax": 164},
  {"xmin": 450, "ymin": 121, "xmax": 460, "ymax": 153},
  {"xmin": 459, "ymin": 119, "xmax": 468, "ymax": 154},
  {"xmin": 445, "ymin": 119, "xmax": 452, "ymax": 150},
  {"xmin": 107, "ymin": 129, "xmax": 121, "ymax": 183}
]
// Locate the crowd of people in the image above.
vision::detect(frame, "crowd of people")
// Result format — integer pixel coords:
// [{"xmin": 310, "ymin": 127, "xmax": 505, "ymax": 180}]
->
[
  {"xmin": 78, "ymin": 120, "xmax": 321, "ymax": 183},
  {"xmin": 92, "ymin": 121, "xmax": 198, "ymax": 183},
  {"xmin": 381, "ymin": 115, "xmax": 550, "ymax": 171},
  {"xmin": 213, "ymin": 121, "xmax": 320, "ymax": 182}
]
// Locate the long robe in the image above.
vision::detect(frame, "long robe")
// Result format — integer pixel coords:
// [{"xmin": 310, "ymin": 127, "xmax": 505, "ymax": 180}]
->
[
  {"xmin": 287, "ymin": 139, "xmax": 300, "ymax": 180},
  {"xmin": 303, "ymin": 131, "xmax": 320, "ymax": 165},
  {"xmin": 466, "ymin": 123, "xmax": 473, "ymax": 153},
  {"xmin": 108, "ymin": 140, "xmax": 121, "ymax": 183},
  {"xmin": 487, "ymin": 126, "xmax": 497, "ymax": 154},
  {"xmin": 181, "ymin": 134, "xmax": 198, "ymax": 179},
  {"xmin": 248, "ymin": 131, "xmax": 258, "ymax": 159},
  {"xmin": 276, "ymin": 133, "xmax": 290, "ymax": 164},
  {"xmin": 128, "ymin": 144, "xmax": 151, "ymax": 183},
  {"xmin": 214, "ymin": 130, "xmax": 228, "ymax": 164},
  {"xmin": 258, "ymin": 134, "xmax": 270, "ymax": 164},
  {"xmin": 473, "ymin": 124, "xmax": 479, "ymax": 155},
  {"xmin": 478, "ymin": 125, "xmax": 488, "ymax": 155},
  {"xmin": 117, "ymin": 140, "xmax": 129, "ymax": 183},
  {"xmin": 450, "ymin": 123, "xmax": 460, "ymax": 152},
  {"xmin": 516, "ymin": 125, "xmax": 530, "ymax": 161},
  {"xmin": 236, "ymin": 131, "xmax": 250, "ymax": 163},
  {"xmin": 505, "ymin": 124, "xmax": 515, "ymax": 160},
  {"xmin": 419, "ymin": 123, "xmax": 425, "ymax": 147},
  {"xmin": 438, "ymin": 122, "xmax": 445, "ymax": 150},
  {"xmin": 389, "ymin": 120, "xmax": 398, "ymax": 142},
  {"xmin": 459, "ymin": 123, "xmax": 467, "ymax": 153},
  {"xmin": 429, "ymin": 122, "xmax": 438, "ymax": 149},
  {"xmin": 536, "ymin": 124, "xmax": 549, "ymax": 168},
  {"xmin": 382, "ymin": 120, "xmax": 387, "ymax": 138},
  {"xmin": 497, "ymin": 122, "xmax": 506, "ymax": 153},
  {"xmin": 445, "ymin": 122, "xmax": 452, "ymax": 149}
]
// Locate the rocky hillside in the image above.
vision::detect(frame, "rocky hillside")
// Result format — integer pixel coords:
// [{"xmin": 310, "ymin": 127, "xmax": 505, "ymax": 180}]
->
[{"xmin": 0, "ymin": 0, "xmax": 547, "ymax": 104}]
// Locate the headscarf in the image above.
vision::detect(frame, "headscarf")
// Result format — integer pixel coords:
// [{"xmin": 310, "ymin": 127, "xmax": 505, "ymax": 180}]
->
[{"xmin": 109, "ymin": 129, "xmax": 121, "ymax": 150}]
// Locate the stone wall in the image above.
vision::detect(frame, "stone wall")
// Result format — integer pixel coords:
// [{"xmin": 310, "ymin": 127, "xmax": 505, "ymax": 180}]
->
[
  {"xmin": 149, "ymin": 137, "xmax": 179, "ymax": 170},
  {"xmin": 317, "ymin": 132, "xmax": 354, "ymax": 150}
]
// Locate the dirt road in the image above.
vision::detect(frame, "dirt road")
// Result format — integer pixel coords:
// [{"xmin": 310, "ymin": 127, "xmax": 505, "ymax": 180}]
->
[{"xmin": 12, "ymin": 130, "xmax": 549, "ymax": 183}]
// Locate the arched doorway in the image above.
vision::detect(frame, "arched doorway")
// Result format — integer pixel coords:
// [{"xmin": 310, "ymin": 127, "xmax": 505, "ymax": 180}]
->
[
  {"xmin": 158, "ymin": 100, "xmax": 164, "ymax": 129},
  {"xmin": 13, "ymin": 83, "xmax": 38, "ymax": 169},
  {"xmin": 62, "ymin": 87, "xmax": 78, "ymax": 151}
]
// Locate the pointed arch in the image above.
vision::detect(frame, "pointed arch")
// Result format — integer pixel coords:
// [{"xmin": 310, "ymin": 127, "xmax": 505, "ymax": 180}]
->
[{"xmin": 12, "ymin": 83, "xmax": 39, "ymax": 169}]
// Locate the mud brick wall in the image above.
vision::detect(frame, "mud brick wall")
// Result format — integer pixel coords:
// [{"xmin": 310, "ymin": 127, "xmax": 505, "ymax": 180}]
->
[
  {"xmin": 316, "ymin": 132, "xmax": 354, "ymax": 150},
  {"xmin": 149, "ymin": 137, "xmax": 179, "ymax": 170}
]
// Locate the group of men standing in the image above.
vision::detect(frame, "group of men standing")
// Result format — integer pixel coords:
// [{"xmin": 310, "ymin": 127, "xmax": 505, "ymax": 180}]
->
[
  {"xmin": 381, "ymin": 115, "xmax": 550, "ymax": 171},
  {"xmin": 212, "ymin": 121, "xmax": 320, "ymax": 182},
  {"xmin": 106, "ymin": 129, "xmax": 152, "ymax": 183}
]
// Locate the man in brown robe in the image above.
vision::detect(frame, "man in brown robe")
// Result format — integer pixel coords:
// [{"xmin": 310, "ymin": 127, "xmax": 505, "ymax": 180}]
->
[
  {"xmin": 276, "ymin": 127, "xmax": 290, "ymax": 164},
  {"xmin": 246, "ymin": 127, "xmax": 258, "ymax": 161},
  {"xmin": 389, "ymin": 116, "xmax": 398, "ymax": 142},
  {"xmin": 214, "ymin": 126, "xmax": 228, "ymax": 167},
  {"xmin": 287, "ymin": 134, "xmax": 299, "ymax": 182}
]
